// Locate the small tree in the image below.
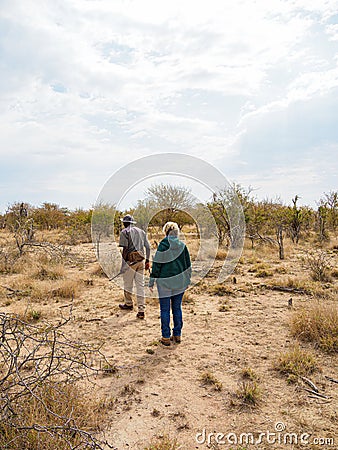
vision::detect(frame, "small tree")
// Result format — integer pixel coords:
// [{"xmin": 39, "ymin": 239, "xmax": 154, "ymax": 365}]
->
[
  {"xmin": 246, "ymin": 201, "xmax": 270, "ymax": 248},
  {"xmin": 289, "ymin": 195, "xmax": 301, "ymax": 244},
  {"xmin": 317, "ymin": 201, "xmax": 329, "ymax": 242},
  {"xmin": 91, "ymin": 203, "xmax": 116, "ymax": 258},
  {"xmin": 264, "ymin": 198, "xmax": 290, "ymax": 260},
  {"xmin": 145, "ymin": 183, "xmax": 195, "ymax": 228},
  {"xmin": 209, "ymin": 184, "xmax": 251, "ymax": 246},
  {"xmin": 5, "ymin": 202, "xmax": 35, "ymax": 255},
  {"xmin": 32, "ymin": 202, "xmax": 68, "ymax": 230},
  {"xmin": 132, "ymin": 199, "xmax": 157, "ymax": 231},
  {"xmin": 323, "ymin": 190, "xmax": 338, "ymax": 232}
]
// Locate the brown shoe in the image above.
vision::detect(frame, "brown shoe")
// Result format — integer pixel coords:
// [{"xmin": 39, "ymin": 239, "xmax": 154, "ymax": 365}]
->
[
  {"xmin": 160, "ymin": 337, "xmax": 171, "ymax": 346},
  {"xmin": 136, "ymin": 311, "xmax": 145, "ymax": 319},
  {"xmin": 170, "ymin": 335, "xmax": 181, "ymax": 344},
  {"xmin": 119, "ymin": 303, "xmax": 133, "ymax": 310}
]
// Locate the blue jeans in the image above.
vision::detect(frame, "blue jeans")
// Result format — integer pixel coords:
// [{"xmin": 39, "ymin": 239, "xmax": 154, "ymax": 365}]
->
[{"xmin": 157, "ymin": 285, "xmax": 184, "ymax": 339}]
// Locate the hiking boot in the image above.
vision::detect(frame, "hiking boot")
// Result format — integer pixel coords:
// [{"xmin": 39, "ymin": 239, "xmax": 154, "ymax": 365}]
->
[
  {"xmin": 119, "ymin": 303, "xmax": 133, "ymax": 310},
  {"xmin": 170, "ymin": 335, "xmax": 181, "ymax": 344},
  {"xmin": 160, "ymin": 337, "xmax": 171, "ymax": 346},
  {"xmin": 136, "ymin": 311, "xmax": 145, "ymax": 319}
]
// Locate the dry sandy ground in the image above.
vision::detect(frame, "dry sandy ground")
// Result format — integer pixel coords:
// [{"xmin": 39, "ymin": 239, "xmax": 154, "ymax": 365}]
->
[{"xmin": 1, "ymin": 241, "xmax": 337, "ymax": 450}]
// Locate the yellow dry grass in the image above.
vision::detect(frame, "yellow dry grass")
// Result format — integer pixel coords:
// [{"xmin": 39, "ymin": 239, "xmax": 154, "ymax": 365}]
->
[
  {"xmin": 0, "ymin": 382, "xmax": 103, "ymax": 450},
  {"xmin": 290, "ymin": 302, "xmax": 338, "ymax": 353},
  {"xmin": 274, "ymin": 344, "xmax": 319, "ymax": 379}
]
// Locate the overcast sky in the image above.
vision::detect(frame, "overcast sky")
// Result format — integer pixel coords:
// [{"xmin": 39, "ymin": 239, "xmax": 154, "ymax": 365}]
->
[{"xmin": 1, "ymin": 0, "xmax": 337, "ymax": 212}]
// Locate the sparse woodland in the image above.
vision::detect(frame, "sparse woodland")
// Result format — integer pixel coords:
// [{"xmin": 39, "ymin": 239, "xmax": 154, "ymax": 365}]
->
[{"xmin": 0, "ymin": 187, "xmax": 337, "ymax": 449}]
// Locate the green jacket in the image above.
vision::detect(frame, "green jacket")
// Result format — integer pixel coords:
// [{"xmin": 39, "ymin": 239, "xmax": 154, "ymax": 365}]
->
[{"xmin": 149, "ymin": 236, "xmax": 191, "ymax": 290}]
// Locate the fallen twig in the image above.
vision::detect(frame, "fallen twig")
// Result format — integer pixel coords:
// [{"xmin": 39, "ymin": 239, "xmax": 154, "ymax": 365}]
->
[
  {"xmin": 0, "ymin": 285, "xmax": 28, "ymax": 296},
  {"xmin": 325, "ymin": 375, "xmax": 338, "ymax": 384},
  {"xmin": 301, "ymin": 376, "xmax": 319, "ymax": 392},
  {"xmin": 308, "ymin": 395, "xmax": 331, "ymax": 402},
  {"xmin": 263, "ymin": 285, "xmax": 308, "ymax": 294},
  {"xmin": 303, "ymin": 388, "xmax": 329, "ymax": 399}
]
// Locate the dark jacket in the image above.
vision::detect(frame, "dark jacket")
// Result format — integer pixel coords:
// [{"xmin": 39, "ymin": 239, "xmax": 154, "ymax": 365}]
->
[{"xmin": 149, "ymin": 236, "xmax": 191, "ymax": 290}]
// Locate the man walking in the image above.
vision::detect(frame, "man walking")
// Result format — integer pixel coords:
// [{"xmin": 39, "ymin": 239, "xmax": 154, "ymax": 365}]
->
[{"xmin": 118, "ymin": 214, "xmax": 150, "ymax": 319}]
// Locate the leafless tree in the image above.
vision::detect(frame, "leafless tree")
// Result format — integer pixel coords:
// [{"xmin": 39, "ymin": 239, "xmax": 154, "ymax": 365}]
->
[{"xmin": 145, "ymin": 183, "xmax": 195, "ymax": 228}]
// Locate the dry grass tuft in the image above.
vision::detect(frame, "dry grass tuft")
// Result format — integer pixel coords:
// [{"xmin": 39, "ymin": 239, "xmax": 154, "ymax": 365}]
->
[
  {"xmin": 200, "ymin": 370, "xmax": 223, "ymax": 391},
  {"xmin": 241, "ymin": 367, "xmax": 259, "ymax": 381},
  {"xmin": 215, "ymin": 248, "xmax": 228, "ymax": 260},
  {"xmin": 8, "ymin": 277, "xmax": 80, "ymax": 300},
  {"xmin": 235, "ymin": 380, "xmax": 261, "ymax": 406},
  {"xmin": 208, "ymin": 283, "xmax": 234, "ymax": 296},
  {"xmin": 91, "ymin": 264, "xmax": 107, "ymax": 278},
  {"xmin": 49, "ymin": 279, "xmax": 79, "ymax": 299},
  {"xmin": 331, "ymin": 268, "xmax": 338, "ymax": 279},
  {"xmin": 144, "ymin": 434, "xmax": 181, "ymax": 450},
  {"xmin": 273, "ymin": 277, "xmax": 330, "ymax": 298},
  {"xmin": 248, "ymin": 263, "xmax": 273, "ymax": 277},
  {"xmin": 274, "ymin": 344, "xmax": 318, "ymax": 380},
  {"xmin": 218, "ymin": 302, "xmax": 231, "ymax": 312},
  {"xmin": 290, "ymin": 303, "xmax": 338, "ymax": 353},
  {"xmin": 183, "ymin": 291, "xmax": 194, "ymax": 304},
  {"xmin": 31, "ymin": 264, "xmax": 65, "ymax": 280}
]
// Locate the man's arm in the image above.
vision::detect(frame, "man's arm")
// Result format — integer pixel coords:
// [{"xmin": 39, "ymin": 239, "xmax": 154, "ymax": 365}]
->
[
  {"xmin": 119, "ymin": 230, "xmax": 129, "ymax": 266},
  {"xmin": 119, "ymin": 229, "xmax": 128, "ymax": 248}
]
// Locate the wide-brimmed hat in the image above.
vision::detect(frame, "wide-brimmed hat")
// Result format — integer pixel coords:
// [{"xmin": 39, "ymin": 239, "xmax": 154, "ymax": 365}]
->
[{"xmin": 121, "ymin": 214, "xmax": 137, "ymax": 224}]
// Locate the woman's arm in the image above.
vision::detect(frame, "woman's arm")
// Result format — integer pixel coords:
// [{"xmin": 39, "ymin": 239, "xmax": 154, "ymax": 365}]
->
[
  {"xmin": 149, "ymin": 243, "xmax": 164, "ymax": 287},
  {"xmin": 184, "ymin": 246, "xmax": 192, "ymax": 281}
]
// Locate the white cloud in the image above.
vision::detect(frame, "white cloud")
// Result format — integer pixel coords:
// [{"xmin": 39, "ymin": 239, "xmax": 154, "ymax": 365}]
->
[{"xmin": 0, "ymin": 0, "xmax": 337, "ymax": 210}]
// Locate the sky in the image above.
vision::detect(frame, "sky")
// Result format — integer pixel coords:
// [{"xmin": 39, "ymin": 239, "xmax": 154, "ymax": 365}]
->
[{"xmin": 1, "ymin": 0, "xmax": 338, "ymax": 213}]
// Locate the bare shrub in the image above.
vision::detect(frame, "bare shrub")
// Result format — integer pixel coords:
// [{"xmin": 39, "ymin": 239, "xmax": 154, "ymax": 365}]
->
[
  {"xmin": 302, "ymin": 250, "xmax": 332, "ymax": 282},
  {"xmin": 0, "ymin": 382, "xmax": 102, "ymax": 450},
  {"xmin": 0, "ymin": 312, "xmax": 112, "ymax": 449},
  {"xmin": 0, "ymin": 245, "xmax": 20, "ymax": 274},
  {"xmin": 290, "ymin": 303, "xmax": 338, "ymax": 353}
]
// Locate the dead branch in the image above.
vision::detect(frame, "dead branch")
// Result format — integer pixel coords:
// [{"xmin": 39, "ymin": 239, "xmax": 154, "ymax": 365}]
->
[
  {"xmin": 0, "ymin": 312, "xmax": 113, "ymax": 449},
  {"xmin": 303, "ymin": 388, "xmax": 329, "ymax": 399},
  {"xmin": 325, "ymin": 375, "xmax": 338, "ymax": 384},
  {"xmin": 262, "ymin": 284, "xmax": 309, "ymax": 295},
  {"xmin": 0, "ymin": 285, "xmax": 28, "ymax": 296},
  {"xmin": 301, "ymin": 376, "xmax": 319, "ymax": 392}
]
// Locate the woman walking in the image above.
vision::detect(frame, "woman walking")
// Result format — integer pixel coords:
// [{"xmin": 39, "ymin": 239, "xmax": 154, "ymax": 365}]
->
[{"xmin": 149, "ymin": 222, "xmax": 191, "ymax": 346}]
